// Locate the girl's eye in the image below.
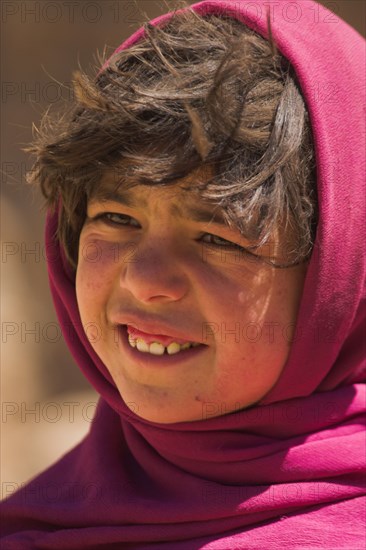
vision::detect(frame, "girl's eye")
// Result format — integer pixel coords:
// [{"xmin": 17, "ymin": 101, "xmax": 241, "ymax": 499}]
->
[
  {"xmin": 200, "ymin": 232, "xmax": 261, "ymax": 260},
  {"xmin": 92, "ymin": 212, "xmax": 140, "ymax": 227},
  {"xmin": 201, "ymin": 233, "xmax": 243, "ymax": 250}
]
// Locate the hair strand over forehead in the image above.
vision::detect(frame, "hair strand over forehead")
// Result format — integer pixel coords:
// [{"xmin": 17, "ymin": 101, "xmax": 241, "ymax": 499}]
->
[{"xmin": 26, "ymin": 3, "xmax": 317, "ymax": 269}]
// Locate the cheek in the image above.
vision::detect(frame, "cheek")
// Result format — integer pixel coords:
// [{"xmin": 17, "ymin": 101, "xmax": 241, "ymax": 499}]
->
[
  {"xmin": 75, "ymin": 238, "xmax": 118, "ymax": 319},
  {"xmin": 80, "ymin": 235, "xmax": 119, "ymax": 266},
  {"xmin": 78, "ymin": 260, "xmax": 110, "ymax": 292},
  {"xmin": 193, "ymin": 260, "xmax": 264, "ymax": 311}
]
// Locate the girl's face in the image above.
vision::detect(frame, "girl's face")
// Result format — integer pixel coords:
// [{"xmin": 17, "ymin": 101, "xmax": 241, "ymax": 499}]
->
[{"xmin": 76, "ymin": 170, "xmax": 307, "ymax": 423}]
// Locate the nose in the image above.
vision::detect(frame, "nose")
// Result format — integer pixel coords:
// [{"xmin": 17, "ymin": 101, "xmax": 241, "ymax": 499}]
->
[{"xmin": 119, "ymin": 238, "xmax": 189, "ymax": 303}]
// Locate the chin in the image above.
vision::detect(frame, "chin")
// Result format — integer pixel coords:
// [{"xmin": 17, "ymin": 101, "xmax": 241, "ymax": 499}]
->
[{"xmin": 121, "ymin": 395, "xmax": 204, "ymax": 424}]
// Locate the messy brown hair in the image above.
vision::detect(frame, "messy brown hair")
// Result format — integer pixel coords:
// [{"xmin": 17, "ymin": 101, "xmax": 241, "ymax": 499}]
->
[{"xmin": 27, "ymin": 5, "xmax": 317, "ymax": 270}]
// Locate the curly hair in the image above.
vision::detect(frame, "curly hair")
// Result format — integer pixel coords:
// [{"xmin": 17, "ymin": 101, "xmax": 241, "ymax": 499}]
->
[{"xmin": 26, "ymin": 5, "xmax": 317, "ymax": 269}]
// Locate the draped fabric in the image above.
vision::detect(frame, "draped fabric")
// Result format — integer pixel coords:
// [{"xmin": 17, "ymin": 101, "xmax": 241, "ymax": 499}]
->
[{"xmin": 1, "ymin": 1, "xmax": 365, "ymax": 548}]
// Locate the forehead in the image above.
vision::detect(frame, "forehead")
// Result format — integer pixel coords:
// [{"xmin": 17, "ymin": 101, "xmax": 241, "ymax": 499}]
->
[
  {"xmin": 95, "ymin": 162, "xmax": 213, "ymax": 194},
  {"xmin": 90, "ymin": 165, "xmax": 229, "ymax": 226}
]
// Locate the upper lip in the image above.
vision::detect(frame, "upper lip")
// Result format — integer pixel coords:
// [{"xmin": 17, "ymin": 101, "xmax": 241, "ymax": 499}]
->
[{"xmin": 111, "ymin": 311, "xmax": 205, "ymax": 344}]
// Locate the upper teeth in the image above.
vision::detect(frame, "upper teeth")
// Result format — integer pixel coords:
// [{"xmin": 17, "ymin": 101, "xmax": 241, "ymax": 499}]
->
[{"xmin": 128, "ymin": 335, "xmax": 199, "ymax": 355}]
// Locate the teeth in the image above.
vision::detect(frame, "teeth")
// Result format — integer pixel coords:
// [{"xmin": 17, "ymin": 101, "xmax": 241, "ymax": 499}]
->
[
  {"xmin": 136, "ymin": 339, "xmax": 149, "ymax": 353},
  {"xmin": 180, "ymin": 343, "xmax": 191, "ymax": 350},
  {"xmin": 149, "ymin": 342, "xmax": 165, "ymax": 356},
  {"xmin": 128, "ymin": 335, "xmax": 199, "ymax": 355},
  {"xmin": 128, "ymin": 334, "xmax": 137, "ymax": 347},
  {"xmin": 167, "ymin": 342, "xmax": 181, "ymax": 355}
]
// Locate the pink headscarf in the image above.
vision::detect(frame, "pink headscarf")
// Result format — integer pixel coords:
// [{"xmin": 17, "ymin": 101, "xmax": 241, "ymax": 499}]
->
[{"xmin": 2, "ymin": 1, "xmax": 365, "ymax": 548}]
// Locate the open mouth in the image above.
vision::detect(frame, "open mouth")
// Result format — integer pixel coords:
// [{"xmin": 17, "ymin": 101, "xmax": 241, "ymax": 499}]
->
[
  {"xmin": 128, "ymin": 336, "xmax": 200, "ymax": 356},
  {"xmin": 116, "ymin": 325, "xmax": 207, "ymax": 362}
]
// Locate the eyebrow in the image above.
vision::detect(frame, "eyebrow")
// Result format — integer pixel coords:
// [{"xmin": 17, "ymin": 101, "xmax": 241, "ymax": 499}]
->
[{"xmin": 92, "ymin": 189, "xmax": 229, "ymax": 227}]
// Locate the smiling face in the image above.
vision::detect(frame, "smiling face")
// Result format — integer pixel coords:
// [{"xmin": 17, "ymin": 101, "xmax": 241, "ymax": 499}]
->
[{"xmin": 75, "ymin": 169, "xmax": 307, "ymax": 423}]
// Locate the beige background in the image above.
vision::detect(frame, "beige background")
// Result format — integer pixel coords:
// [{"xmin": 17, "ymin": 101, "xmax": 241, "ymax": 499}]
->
[{"xmin": 1, "ymin": 0, "xmax": 365, "ymax": 498}]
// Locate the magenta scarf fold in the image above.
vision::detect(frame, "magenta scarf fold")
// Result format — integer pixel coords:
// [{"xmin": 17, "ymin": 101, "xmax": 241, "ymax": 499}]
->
[{"xmin": 1, "ymin": 1, "xmax": 365, "ymax": 548}]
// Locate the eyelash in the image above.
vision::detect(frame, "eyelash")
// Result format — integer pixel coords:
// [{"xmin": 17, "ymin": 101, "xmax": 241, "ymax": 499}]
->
[
  {"xmin": 201, "ymin": 233, "xmax": 248, "ymax": 252},
  {"xmin": 90, "ymin": 212, "xmax": 257, "ymax": 257},
  {"xmin": 91, "ymin": 212, "xmax": 140, "ymax": 227}
]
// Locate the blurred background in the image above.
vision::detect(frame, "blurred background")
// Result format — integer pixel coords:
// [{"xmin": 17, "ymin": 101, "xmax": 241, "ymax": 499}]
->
[{"xmin": 1, "ymin": 0, "xmax": 365, "ymax": 497}]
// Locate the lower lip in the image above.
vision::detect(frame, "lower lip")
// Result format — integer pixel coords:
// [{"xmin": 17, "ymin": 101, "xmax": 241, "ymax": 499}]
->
[{"xmin": 116, "ymin": 325, "xmax": 208, "ymax": 367}]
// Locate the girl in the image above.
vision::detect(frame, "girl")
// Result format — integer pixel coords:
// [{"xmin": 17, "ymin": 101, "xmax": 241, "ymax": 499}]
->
[{"xmin": 1, "ymin": 0, "xmax": 365, "ymax": 548}]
